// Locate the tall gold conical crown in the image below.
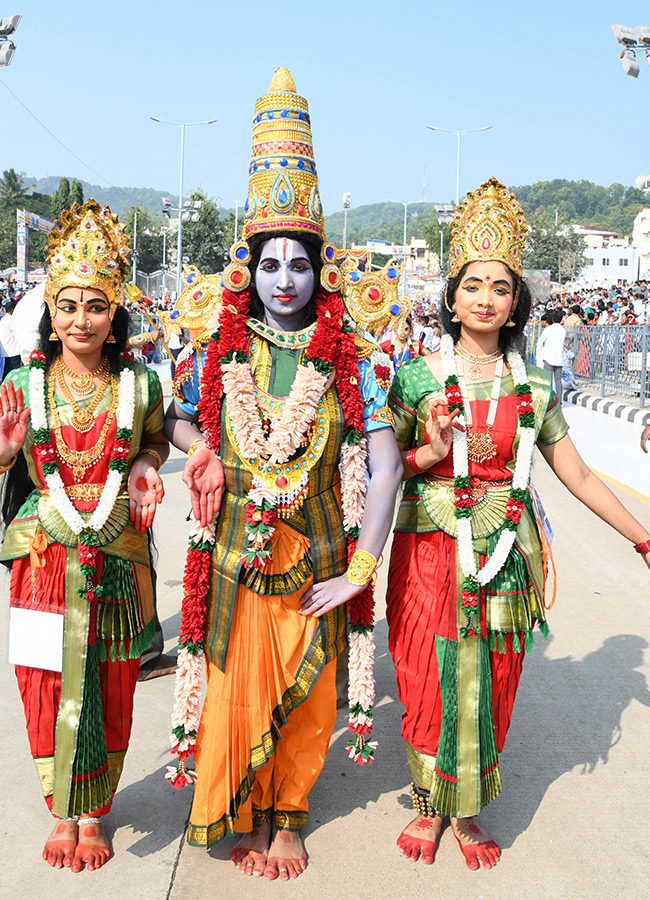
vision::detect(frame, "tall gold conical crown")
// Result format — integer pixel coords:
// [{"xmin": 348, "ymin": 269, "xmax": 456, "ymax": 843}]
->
[
  {"xmin": 242, "ymin": 67, "xmax": 324, "ymax": 241},
  {"xmin": 447, "ymin": 177, "xmax": 527, "ymax": 278},
  {"xmin": 44, "ymin": 199, "xmax": 130, "ymax": 315}
]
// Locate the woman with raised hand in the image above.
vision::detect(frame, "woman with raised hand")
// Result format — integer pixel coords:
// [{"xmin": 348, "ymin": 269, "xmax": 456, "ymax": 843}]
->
[{"xmin": 0, "ymin": 200, "xmax": 168, "ymax": 873}]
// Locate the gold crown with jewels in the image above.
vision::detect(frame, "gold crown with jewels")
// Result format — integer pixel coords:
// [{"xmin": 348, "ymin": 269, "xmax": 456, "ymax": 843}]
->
[
  {"xmin": 242, "ymin": 67, "xmax": 324, "ymax": 242},
  {"xmin": 447, "ymin": 177, "xmax": 527, "ymax": 279},
  {"xmin": 44, "ymin": 199, "xmax": 130, "ymax": 316}
]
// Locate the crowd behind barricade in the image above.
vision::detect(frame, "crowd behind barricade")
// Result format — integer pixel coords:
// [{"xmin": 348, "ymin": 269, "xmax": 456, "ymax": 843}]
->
[{"xmin": 370, "ymin": 280, "xmax": 650, "ymax": 404}]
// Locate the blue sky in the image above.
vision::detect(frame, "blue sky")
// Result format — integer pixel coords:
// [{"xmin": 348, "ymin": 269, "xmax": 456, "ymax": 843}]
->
[{"xmin": 1, "ymin": 0, "xmax": 649, "ymax": 213}]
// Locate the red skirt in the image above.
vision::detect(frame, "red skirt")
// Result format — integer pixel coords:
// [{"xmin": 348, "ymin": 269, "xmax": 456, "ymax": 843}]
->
[{"xmin": 386, "ymin": 530, "xmax": 526, "ymax": 757}]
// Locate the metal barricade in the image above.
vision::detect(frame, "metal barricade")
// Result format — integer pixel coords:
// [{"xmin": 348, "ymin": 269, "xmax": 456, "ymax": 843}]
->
[{"xmin": 527, "ymin": 324, "xmax": 650, "ymax": 408}]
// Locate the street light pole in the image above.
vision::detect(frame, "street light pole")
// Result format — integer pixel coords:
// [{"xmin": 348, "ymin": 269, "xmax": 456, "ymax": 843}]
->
[
  {"xmin": 390, "ymin": 200, "xmax": 416, "ymax": 293},
  {"xmin": 342, "ymin": 192, "xmax": 351, "ymax": 250},
  {"xmin": 132, "ymin": 208, "xmax": 138, "ymax": 283},
  {"xmin": 218, "ymin": 197, "xmax": 242, "ymax": 243},
  {"xmin": 426, "ymin": 125, "xmax": 493, "ymax": 205},
  {"xmin": 150, "ymin": 116, "xmax": 217, "ymax": 297}
]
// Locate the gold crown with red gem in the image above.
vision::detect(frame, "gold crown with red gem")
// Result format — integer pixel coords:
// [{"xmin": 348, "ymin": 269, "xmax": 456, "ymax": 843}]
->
[
  {"xmin": 447, "ymin": 177, "xmax": 527, "ymax": 279},
  {"xmin": 44, "ymin": 199, "xmax": 130, "ymax": 316}
]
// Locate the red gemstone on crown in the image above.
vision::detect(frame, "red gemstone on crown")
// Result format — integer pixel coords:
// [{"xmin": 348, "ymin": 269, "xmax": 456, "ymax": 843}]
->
[
  {"xmin": 231, "ymin": 271, "xmax": 243, "ymax": 285},
  {"xmin": 328, "ymin": 271, "xmax": 338, "ymax": 285},
  {"xmin": 368, "ymin": 288, "xmax": 380, "ymax": 301},
  {"xmin": 275, "ymin": 476, "xmax": 288, "ymax": 488}
]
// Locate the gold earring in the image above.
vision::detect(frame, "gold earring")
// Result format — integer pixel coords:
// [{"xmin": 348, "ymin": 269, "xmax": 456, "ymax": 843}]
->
[
  {"xmin": 49, "ymin": 329, "xmax": 59, "ymax": 341},
  {"xmin": 106, "ymin": 329, "xmax": 116, "ymax": 343},
  {"xmin": 444, "ymin": 296, "xmax": 460, "ymax": 322},
  {"xmin": 505, "ymin": 316, "xmax": 515, "ymax": 327}
]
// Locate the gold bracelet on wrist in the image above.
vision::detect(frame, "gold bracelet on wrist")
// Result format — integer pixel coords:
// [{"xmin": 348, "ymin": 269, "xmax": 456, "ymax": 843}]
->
[
  {"xmin": 188, "ymin": 437, "xmax": 208, "ymax": 457},
  {"xmin": 0, "ymin": 454, "xmax": 17, "ymax": 475},
  {"xmin": 346, "ymin": 549, "xmax": 378, "ymax": 587},
  {"xmin": 140, "ymin": 448, "xmax": 163, "ymax": 471}
]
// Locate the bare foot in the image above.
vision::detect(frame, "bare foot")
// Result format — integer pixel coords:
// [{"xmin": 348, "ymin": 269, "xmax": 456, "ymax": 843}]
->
[
  {"xmin": 397, "ymin": 812, "xmax": 444, "ymax": 864},
  {"xmin": 450, "ymin": 816, "xmax": 500, "ymax": 870},
  {"xmin": 71, "ymin": 819, "xmax": 111, "ymax": 873},
  {"xmin": 43, "ymin": 819, "xmax": 78, "ymax": 868},
  {"xmin": 264, "ymin": 828, "xmax": 307, "ymax": 881},
  {"xmin": 230, "ymin": 820, "xmax": 271, "ymax": 876}
]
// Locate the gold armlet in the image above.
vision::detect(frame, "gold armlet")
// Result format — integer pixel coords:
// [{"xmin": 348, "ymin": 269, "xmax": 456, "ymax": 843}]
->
[
  {"xmin": 346, "ymin": 549, "xmax": 378, "ymax": 587},
  {"xmin": 140, "ymin": 448, "xmax": 163, "ymax": 471}
]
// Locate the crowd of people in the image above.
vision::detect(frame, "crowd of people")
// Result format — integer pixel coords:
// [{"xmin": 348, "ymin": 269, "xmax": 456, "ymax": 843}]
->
[{"xmin": 1, "ymin": 68, "xmax": 649, "ymax": 885}]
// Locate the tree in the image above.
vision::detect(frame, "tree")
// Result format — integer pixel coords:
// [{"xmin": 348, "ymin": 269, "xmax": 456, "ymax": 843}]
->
[
  {"xmin": 71, "ymin": 179, "xmax": 84, "ymax": 206},
  {"xmin": 124, "ymin": 206, "xmax": 164, "ymax": 275},
  {"xmin": 179, "ymin": 188, "xmax": 235, "ymax": 273},
  {"xmin": 50, "ymin": 177, "xmax": 71, "ymax": 220},
  {"xmin": 422, "ymin": 220, "xmax": 452, "ymax": 270},
  {"xmin": 0, "ymin": 168, "xmax": 28, "ymax": 212},
  {"xmin": 523, "ymin": 213, "xmax": 587, "ymax": 282}
]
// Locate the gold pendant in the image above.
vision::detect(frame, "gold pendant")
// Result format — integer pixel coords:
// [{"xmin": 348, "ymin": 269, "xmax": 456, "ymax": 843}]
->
[
  {"xmin": 466, "ymin": 427, "xmax": 497, "ymax": 463},
  {"xmin": 69, "ymin": 372, "xmax": 95, "ymax": 395},
  {"xmin": 466, "ymin": 362, "xmax": 482, "ymax": 380},
  {"xmin": 70, "ymin": 409, "xmax": 95, "ymax": 433}
]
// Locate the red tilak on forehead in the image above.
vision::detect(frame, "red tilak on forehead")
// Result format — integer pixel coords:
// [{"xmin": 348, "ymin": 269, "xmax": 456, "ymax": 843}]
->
[
  {"xmin": 282, "ymin": 238, "xmax": 289, "ymax": 262},
  {"xmin": 485, "ymin": 275, "xmax": 491, "ymax": 282}
]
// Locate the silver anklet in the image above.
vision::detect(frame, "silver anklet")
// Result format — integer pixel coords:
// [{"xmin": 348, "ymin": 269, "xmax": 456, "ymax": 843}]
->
[{"xmin": 78, "ymin": 817, "xmax": 102, "ymax": 826}]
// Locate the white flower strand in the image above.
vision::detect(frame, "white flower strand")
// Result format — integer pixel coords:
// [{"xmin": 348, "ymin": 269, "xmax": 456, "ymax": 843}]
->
[
  {"xmin": 440, "ymin": 334, "xmax": 536, "ymax": 588},
  {"xmin": 33, "ymin": 364, "xmax": 136, "ymax": 535}
]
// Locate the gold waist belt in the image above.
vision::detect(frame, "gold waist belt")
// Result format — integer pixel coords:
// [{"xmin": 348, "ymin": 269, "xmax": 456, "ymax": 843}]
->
[
  {"xmin": 420, "ymin": 475, "xmax": 516, "ymax": 538},
  {"xmin": 39, "ymin": 483, "xmax": 126, "ymax": 501}
]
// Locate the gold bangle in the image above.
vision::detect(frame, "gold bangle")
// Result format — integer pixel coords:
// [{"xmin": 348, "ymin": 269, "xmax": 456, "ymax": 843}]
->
[
  {"xmin": 346, "ymin": 549, "xmax": 378, "ymax": 587},
  {"xmin": 188, "ymin": 437, "xmax": 207, "ymax": 457},
  {"xmin": 0, "ymin": 454, "xmax": 17, "ymax": 475},
  {"xmin": 140, "ymin": 448, "xmax": 163, "ymax": 471}
]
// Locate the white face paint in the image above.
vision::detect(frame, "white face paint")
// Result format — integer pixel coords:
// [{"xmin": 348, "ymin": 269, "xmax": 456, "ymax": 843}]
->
[{"xmin": 255, "ymin": 237, "xmax": 315, "ymax": 331}]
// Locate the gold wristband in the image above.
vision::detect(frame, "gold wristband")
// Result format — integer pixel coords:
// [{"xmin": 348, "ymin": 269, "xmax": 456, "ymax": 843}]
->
[
  {"xmin": 188, "ymin": 437, "xmax": 208, "ymax": 457},
  {"xmin": 0, "ymin": 454, "xmax": 17, "ymax": 475},
  {"xmin": 346, "ymin": 549, "xmax": 378, "ymax": 587},
  {"xmin": 140, "ymin": 448, "xmax": 163, "ymax": 471}
]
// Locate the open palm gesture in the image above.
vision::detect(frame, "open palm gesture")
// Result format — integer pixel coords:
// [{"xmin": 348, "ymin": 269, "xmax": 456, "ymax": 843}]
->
[{"xmin": 0, "ymin": 381, "xmax": 29, "ymax": 461}]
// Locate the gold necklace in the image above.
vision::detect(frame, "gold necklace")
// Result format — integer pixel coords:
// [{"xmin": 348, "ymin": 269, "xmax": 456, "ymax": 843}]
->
[
  {"xmin": 57, "ymin": 356, "xmax": 109, "ymax": 396},
  {"xmin": 47, "ymin": 371, "xmax": 119, "ymax": 479},
  {"xmin": 53, "ymin": 357, "xmax": 111, "ymax": 433},
  {"xmin": 455, "ymin": 344, "xmax": 503, "ymax": 381}
]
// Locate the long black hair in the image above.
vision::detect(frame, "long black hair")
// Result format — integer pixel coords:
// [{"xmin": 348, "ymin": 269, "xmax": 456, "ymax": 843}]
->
[
  {"xmin": 1, "ymin": 303, "xmax": 132, "ymax": 530},
  {"xmin": 247, "ymin": 231, "xmax": 323, "ymax": 328},
  {"xmin": 439, "ymin": 262, "xmax": 532, "ymax": 354}
]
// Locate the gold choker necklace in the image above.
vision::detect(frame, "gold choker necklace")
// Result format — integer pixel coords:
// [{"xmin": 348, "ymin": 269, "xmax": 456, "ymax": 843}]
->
[
  {"xmin": 57, "ymin": 356, "xmax": 109, "ymax": 396},
  {"xmin": 455, "ymin": 344, "xmax": 503, "ymax": 381}
]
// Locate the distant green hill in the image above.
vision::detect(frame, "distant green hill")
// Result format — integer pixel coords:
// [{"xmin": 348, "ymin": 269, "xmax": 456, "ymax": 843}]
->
[
  {"xmin": 26, "ymin": 176, "xmax": 178, "ymax": 220},
  {"xmin": 21, "ymin": 176, "xmax": 649, "ymax": 243}
]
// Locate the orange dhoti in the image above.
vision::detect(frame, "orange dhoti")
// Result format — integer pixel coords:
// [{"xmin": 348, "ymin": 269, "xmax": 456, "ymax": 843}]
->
[{"xmin": 188, "ymin": 522, "xmax": 339, "ymax": 848}]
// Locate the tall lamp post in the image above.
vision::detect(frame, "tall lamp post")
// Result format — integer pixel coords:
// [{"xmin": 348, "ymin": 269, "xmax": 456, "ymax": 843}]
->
[
  {"xmin": 390, "ymin": 200, "xmax": 417, "ymax": 292},
  {"xmin": 426, "ymin": 125, "xmax": 492, "ymax": 205},
  {"xmin": 218, "ymin": 197, "xmax": 242, "ymax": 243},
  {"xmin": 342, "ymin": 192, "xmax": 351, "ymax": 249},
  {"xmin": 433, "ymin": 204, "xmax": 454, "ymax": 274},
  {"xmin": 150, "ymin": 117, "xmax": 216, "ymax": 297}
]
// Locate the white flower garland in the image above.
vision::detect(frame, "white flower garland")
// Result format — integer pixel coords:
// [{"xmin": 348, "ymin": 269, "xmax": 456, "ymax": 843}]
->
[
  {"xmin": 30, "ymin": 363, "xmax": 136, "ymax": 534},
  {"xmin": 440, "ymin": 334, "xmax": 536, "ymax": 587}
]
